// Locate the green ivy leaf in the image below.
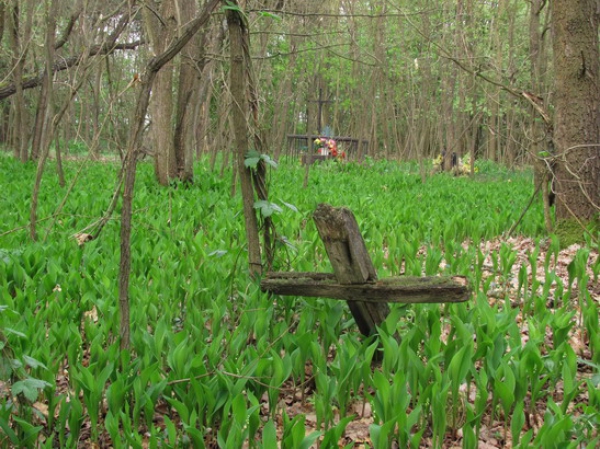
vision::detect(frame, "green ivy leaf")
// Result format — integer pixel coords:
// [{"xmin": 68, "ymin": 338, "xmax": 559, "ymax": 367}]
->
[
  {"xmin": 254, "ymin": 200, "xmax": 282, "ymax": 217},
  {"xmin": 244, "ymin": 150, "xmax": 261, "ymax": 169},
  {"xmin": 12, "ymin": 378, "xmax": 51, "ymax": 402},
  {"xmin": 261, "ymin": 154, "xmax": 278, "ymax": 168},
  {"xmin": 244, "ymin": 150, "xmax": 277, "ymax": 170}
]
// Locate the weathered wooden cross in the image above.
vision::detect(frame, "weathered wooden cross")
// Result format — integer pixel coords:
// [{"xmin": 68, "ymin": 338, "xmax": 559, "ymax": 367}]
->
[{"xmin": 261, "ymin": 204, "xmax": 470, "ymax": 336}]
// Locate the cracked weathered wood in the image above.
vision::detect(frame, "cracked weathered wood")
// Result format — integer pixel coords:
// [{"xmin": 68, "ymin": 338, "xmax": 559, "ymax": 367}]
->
[
  {"xmin": 312, "ymin": 204, "xmax": 389, "ymax": 335},
  {"xmin": 261, "ymin": 272, "xmax": 470, "ymax": 304}
]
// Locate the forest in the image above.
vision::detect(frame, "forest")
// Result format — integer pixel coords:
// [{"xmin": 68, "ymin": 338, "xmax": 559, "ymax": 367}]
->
[{"xmin": 1, "ymin": 0, "xmax": 600, "ymax": 448}]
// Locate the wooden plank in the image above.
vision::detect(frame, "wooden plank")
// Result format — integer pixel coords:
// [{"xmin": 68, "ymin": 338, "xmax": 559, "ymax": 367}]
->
[
  {"xmin": 312, "ymin": 204, "xmax": 388, "ymax": 335},
  {"xmin": 261, "ymin": 272, "xmax": 470, "ymax": 304}
]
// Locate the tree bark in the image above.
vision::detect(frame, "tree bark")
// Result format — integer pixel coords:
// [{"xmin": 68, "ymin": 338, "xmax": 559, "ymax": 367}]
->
[
  {"xmin": 174, "ymin": 0, "xmax": 200, "ymax": 183},
  {"xmin": 529, "ymin": 0, "xmax": 553, "ymax": 231},
  {"xmin": 226, "ymin": 2, "xmax": 263, "ymax": 277},
  {"xmin": 30, "ymin": 0, "xmax": 58, "ymax": 240},
  {"xmin": 9, "ymin": 0, "xmax": 34, "ymax": 161},
  {"xmin": 144, "ymin": 0, "xmax": 177, "ymax": 186},
  {"xmin": 551, "ymin": 0, "xmax": 600, "ymax": 224}
]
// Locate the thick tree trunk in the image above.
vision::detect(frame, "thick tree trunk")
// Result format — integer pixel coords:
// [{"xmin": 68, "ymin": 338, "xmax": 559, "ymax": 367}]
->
[
  {"xmin": 144, "ymin": 0, "xmax": 177, "ymax": 186},
  {"xmin": 551, "ymin": 0, "xmax": 600, "ymax": 224},
  {"xmin": 193, "ymin": 22, "xmax": 224, "ymax": 159},
  {"xmin": 226, "ymin": 3, "xmax": 263, "ymax": 277},
  {"xmin": 30, "ymin": 0, "xmax": 57, "ymax": 241},
  {"xmin": 174, "ymin": 0, "xmax": 199, "ymax": 183}
]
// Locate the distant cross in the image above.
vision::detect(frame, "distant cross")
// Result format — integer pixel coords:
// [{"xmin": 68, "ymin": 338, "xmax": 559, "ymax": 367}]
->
[{"xmin": 310, "ymin": 88, "xmax": 335, "ymax": 134}]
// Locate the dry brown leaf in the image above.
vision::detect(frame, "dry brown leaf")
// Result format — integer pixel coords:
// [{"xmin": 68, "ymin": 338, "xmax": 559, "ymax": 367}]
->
[
  {"xmin": 83, "ymin": 306, "xmax": 99, "ymax": 323},
  {"xmin": 74, "ymin": 233, "xmax": 93, "ymax": 246},
  {"xmin": 33, "ymin": 401, "xmax": 48, "ymax": 417}
]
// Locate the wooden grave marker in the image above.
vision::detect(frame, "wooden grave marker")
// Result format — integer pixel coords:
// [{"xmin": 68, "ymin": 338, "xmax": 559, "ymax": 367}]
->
[{"xmin": 261, "ymin": 203, "xmax": 470, "ymax": 336}]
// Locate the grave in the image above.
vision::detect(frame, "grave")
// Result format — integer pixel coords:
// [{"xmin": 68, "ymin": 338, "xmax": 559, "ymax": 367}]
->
[
  {"xmin": 288, "ymin": 89, "xmax": 369, "ymax": 163},
  {"xmin": 287, "ymin": 134, "xmax": 369, "ymax": 164},
  {"xmin": 261, "ymin": 204, "xmax": 471, "ymax": 336}
]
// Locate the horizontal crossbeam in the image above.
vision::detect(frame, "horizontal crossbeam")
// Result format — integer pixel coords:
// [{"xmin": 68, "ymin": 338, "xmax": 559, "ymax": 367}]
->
[{"xmin": 261, "ymin": 272, "xmax": 470, "ymax": 304}]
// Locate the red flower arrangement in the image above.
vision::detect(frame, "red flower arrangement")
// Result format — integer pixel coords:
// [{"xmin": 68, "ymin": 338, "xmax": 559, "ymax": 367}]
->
[{"xmin": 314, "ymin": 138, "xmax": 346, "ymax": 159}]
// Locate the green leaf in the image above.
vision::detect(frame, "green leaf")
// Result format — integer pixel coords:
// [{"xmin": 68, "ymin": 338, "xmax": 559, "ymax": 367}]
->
[
  {"xmin": 320, "ymin": 415, "xmax": 353, "ymax": 447},
  {"xmin": 262, "ymin": 420, "xmax": 277, "ymax": 447},
  {"xmin": 0, "ymin": 415, "xmax": 18, "ymax": 445},
  {"xmin": 222, "ymin": 0, "xmax": 243, "ymax": 13},
  {"xmin": 511, "ymin": 401, "xmax": 525, "ymax": 445},
  {"xmin": 254, "ymin": 200, "xmax": 283, "ymax": 218},
  {"xmin": 22, "ymin": 355, "xmax": 47, "ymax": 370},
  {"xmin": 244, "ymin": 156, "xmax": 261, "ymax": 170},
  {"xmin": 300, "ymin": 430, "xmax": 323, "ymax": 449},
  {"xmin": 11, "ymin": 416, "xmax": 43, "ymax": 445},
  {"xmin": 258, "ymin": 11, "xmax": 282, "ymax": 21},
  {"xmin": 106, "ymin": 377, "xmax": 126, "ymax": 413},
  {"xmin": 5, "ymin": 328, "xmax": 26, "ymax": 338},
  {"xmin": 244, "ymin": 150, "xmax": 277, "ymax": 170},
  {"xmin": 231, "ymin": 394, "xmax": 247, "ymax": 426},
  {"xmin": 163, "ymin": 415, "xmax": 178, "ymax": 446},
  {"xmin": 262, "ymin": 154, "xmax": 278, "ymax": 168},
  {"xmin": 12, "ymin": 378, "xmax": 52, "ymax": 402},
  {"xmin": 209, "ymin": 249, "xmax": 228, "ymax": 257},
  {"xmin": 282, "ymin": 201, "xmax": 298, "ymax": 212}
]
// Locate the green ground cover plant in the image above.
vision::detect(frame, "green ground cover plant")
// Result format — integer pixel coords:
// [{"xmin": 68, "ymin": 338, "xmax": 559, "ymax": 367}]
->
[{"xmin": 0, "ymin": 156, "xmax": 598, "ymax": 448}]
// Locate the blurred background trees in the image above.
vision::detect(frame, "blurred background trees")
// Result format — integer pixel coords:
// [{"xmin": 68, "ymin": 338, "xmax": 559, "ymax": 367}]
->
[{"xmin": 0, "ymin": 0, "xmax": 598, "ymax": 226}]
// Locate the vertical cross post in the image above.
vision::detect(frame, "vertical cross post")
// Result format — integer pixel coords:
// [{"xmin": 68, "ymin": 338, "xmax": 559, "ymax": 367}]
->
[
  {"xmin": 310, "ymin": 88, "xmax": 334, "ymax": 135},
  {"xmin": 312, "ymin": 204, "xmax": 390, "ymax": 336}
]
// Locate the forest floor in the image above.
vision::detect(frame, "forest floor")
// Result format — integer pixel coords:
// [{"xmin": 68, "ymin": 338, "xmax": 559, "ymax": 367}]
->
[
  {"xmin": 263, "ymin": 235, "xmax": 599, "ymax": 449},
  {"xmin": 22, "ymin": 236, "xmax": 600, "ymax": 448}
]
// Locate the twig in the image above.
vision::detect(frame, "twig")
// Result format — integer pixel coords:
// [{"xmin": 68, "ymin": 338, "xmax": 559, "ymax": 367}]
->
[{"xmin": 507, "ymin": 180, "xmax": 543, "ymax": 237}]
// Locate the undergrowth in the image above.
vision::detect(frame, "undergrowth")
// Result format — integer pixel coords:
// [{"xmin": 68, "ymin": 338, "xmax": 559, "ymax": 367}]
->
[{"xmin": 0, "ymin": 156, "xmax": 598, "ymax": 448}]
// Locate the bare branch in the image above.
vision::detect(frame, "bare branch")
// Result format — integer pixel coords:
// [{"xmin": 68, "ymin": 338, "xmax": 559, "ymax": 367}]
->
[{"xmin": 0, "ymin": 41, "xmax": 143, "ymax": 101}]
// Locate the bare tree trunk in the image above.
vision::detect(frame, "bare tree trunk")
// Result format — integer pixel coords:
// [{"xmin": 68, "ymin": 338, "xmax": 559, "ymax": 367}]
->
[
  {"xmin": 90, "ymin": 65, "xmax": 102, "ymax": 159},
  {"xmin": 173, "ymin": 0, "xmax": 199, "ymax": 183},
  {"xmin": 529, "ymin": 0, "xmax": 553, "ymax": 231},
  {"xmin": 30, "ymin": 0, "xmax": 58, "ymax": 241},
  {"xmin": 30, "ymin": 71, "xmax": 52, "ymax": 161},
  {"xmin": 194, "ymin": 22, "xmax": 224, "ymax": 160},
  {"xmin": 9, "ymin": 0, "xmax": 34, "ymax": 162},
  {"xmin": 272, "ymin": 32, "xmax": 297, "ymax": 159},
  {"xmin": 118, "ymin": 0, "xmax": 220, "ymax": 349},
  {"xmin": 54, "ymin": 132, "xmax": 65, "ymax": 187},
  {"xmin": 0, "ymin": 2, "xmax": 5, "ymax": 46},
  {"xmin": 144, "ymin": 0, "xmax": 177, "ymax": 186}
]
